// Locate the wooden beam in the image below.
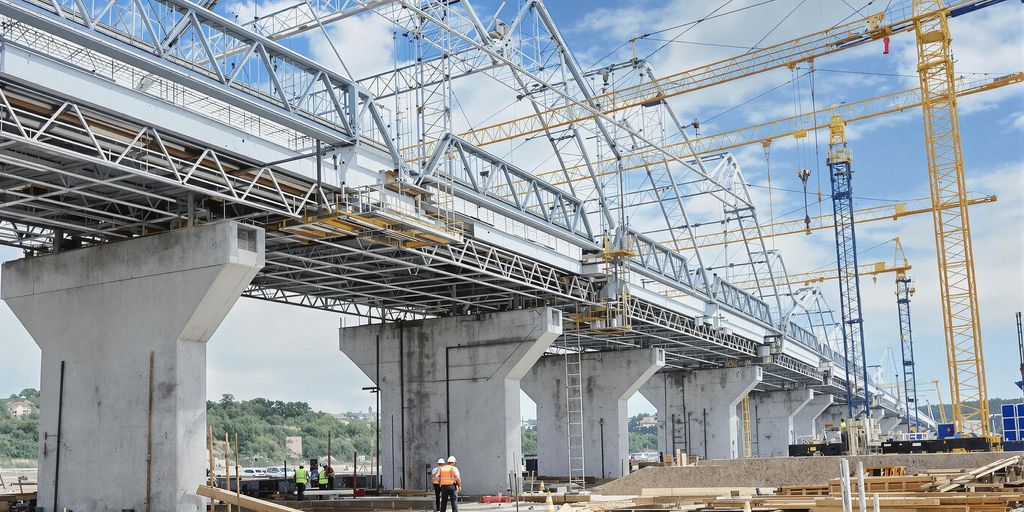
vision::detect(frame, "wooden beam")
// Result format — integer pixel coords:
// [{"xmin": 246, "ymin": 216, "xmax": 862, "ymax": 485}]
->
[{"xmin": 195, "ymin": 485, "xmax": 300, "ymax": 512}]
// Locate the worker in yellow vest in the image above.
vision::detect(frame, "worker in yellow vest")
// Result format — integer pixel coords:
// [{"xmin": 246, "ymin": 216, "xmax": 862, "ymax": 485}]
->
[
  {"xmin": 438, "ymin": 456, "xmax": 462, "ymax": 512},
  {"xmin": 294, "ymin": 465, "xmax": 308, "ymax": 501},
  {"xmin": 319, "ymin": 464, "xmax": 330, "ymax": 490},
  {"xmin": 431, "ymin": 458, "xmax": 445, "ymax": 512}
]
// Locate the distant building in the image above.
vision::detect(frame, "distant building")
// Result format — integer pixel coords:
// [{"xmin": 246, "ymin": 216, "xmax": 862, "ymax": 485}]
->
[
  {"xmin": 286, "ymin": 436, "xmax": 303, "ymax": 457},
  {"xmin": 639, "ymin": 415, "xmax": 657, "ymax": 428},
  {"xmin": 5, "ymin": 400, "xmax": 35, "ymax": 419}
]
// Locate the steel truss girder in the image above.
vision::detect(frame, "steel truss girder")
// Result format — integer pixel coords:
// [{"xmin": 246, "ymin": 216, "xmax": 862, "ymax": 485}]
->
[
  {"xmin": 0, "ymin": 85, "xmax": 325, "ymax": 219},
  {"xmin": 420, "ymin": 135, "xmax": 595, "ymax": 244},
  {"xmin": 0, "ymin": 0, "xmax": 400, "ymax": 156}
]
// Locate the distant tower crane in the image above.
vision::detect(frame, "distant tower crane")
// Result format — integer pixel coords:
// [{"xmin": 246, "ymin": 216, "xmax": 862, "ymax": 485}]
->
[
  {"xmin": 931, "ymin": 379, "xmax": 948, "ymax": 424},
  {"xmin": 827, "ymin": 114, "xmax": 871, "ymax": 418},
  {"xmin": 896, "ymin": 252, "xmax": 919, "ymax": 431},
  {"xmin": 1016, "ymin": 311, "xmax": 1023, "ymax": 396}
]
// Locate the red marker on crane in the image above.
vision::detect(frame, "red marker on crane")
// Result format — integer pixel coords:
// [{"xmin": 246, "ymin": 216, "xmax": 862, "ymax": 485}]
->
[{"xmin": 883, "ymin": 36, "xmax": 891, "ymax": 55}]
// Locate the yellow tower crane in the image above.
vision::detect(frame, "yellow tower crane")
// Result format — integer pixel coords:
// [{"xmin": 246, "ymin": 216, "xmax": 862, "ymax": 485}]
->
[{"xmin": 913, "ymin": 0, "xmax": 989, "ymax": 437}]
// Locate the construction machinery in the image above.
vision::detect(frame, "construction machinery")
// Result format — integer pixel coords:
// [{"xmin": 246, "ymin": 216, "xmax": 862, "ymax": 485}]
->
[
  {"xmin": 913, "ymin": 0, "xmax": 991, "ymax": 438},
  {"xmin": 827, "ymin": 114, "xmax": 871, "ymax": 418}
]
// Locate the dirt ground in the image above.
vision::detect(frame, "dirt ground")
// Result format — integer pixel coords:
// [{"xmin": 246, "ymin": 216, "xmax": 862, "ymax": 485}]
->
[{"xmin": 595, "ymin": 452, "xmax": 1019, "ymax": 494}]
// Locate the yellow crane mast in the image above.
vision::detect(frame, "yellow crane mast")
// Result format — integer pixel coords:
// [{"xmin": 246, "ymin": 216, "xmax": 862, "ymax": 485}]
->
[{"xmin": 913, "ymin": 0, "xmax": 989, "ymax": 437}]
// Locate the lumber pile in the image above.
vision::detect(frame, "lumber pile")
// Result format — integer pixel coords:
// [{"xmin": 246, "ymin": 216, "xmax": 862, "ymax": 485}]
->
[{"xmin": 584, "ymin": 455, "xmax": 1024, "ymax": 511}]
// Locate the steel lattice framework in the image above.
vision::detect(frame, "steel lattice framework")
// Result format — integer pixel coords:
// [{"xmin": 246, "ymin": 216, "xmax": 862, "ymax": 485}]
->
[
  {"xmin": 827, "ymin": 117, "xmax": 871, "ymax": 417},
  {"xmin": 913, "ymin": 0, "xmax": 989, "ymax": 437},
  {"xmin": 897, "ymin": 272, "xmax": 920, "ymax": 430}
]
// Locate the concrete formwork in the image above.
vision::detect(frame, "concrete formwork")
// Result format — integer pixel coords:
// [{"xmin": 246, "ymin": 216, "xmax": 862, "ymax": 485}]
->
[
  {"xmin": 750, "ymin": 389, "xmax": 813, "ymax": 457},
  {"xmin": 1, "ymin": 222, "xmax": 264, "ymax": 512},
  {"xmin": 339, "ymin": 308, "xmax": 561, "ymax": 495},
  {"xmin": 521, "ymin": 348, "xmax": 664, "ymax": 479},
  {"xmin": 639, "ymin": 366, "xmax": 762, "ymax": 460},
  {"xmin": 793, "ymin": 392, "xmax": 835, "ymax": 443}
]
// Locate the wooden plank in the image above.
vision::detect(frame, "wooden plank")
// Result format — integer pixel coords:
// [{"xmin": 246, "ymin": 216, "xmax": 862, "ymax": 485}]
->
[
  {"xmin": 196, "ymin": 485, "xmax": 301, "ymax": 512},
  {"xmin": 935, "ymin": 456, "xmax": 1021, "ymax": 492}
]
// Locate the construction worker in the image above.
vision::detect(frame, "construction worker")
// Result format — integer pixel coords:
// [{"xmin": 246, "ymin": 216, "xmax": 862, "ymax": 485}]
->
[
  {"xmin": 432, "ymin": 458, "xmax": 445, "ymax": 512},
  {"xmin": 839, "ymin": 419, "xmax": 849, "ymax": 453},
  {"xmin": 438, "ymin": 455, "xmax": 462, "ymax": 512},
  {"xmin": 319, "ymin": 463, "xmax": 330, "ymax": 490},
  {"xmin": 294, "ymin": 465, "xmax": 308, "ymax": 501}
]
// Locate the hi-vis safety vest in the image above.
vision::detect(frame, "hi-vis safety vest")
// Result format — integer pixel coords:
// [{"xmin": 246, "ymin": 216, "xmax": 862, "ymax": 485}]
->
[
  {"xmin": 431, "ymin": 467, "xmax": 441, "ymax": 485},
  {"xmin": 438, "ymin": 465, "xmax": 457, "ymax": 486},
  {"xmin": 295, "ymin": 468, "xmax": 308, "ymax": 484},
  {"xmin": 319, "ymin": 469, "xmax": 329, "ymax": 485}
]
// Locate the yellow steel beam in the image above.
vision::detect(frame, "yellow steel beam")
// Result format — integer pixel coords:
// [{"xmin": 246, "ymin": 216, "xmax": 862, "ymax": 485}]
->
[
  {"xmin": 531, "ymin": 73, "xmax": 1021, "ymax": 188},
  {"xmin": 666, "ymin": 194, "xmax": 997, "ymax": 250},
  {"xmin": 454, "ymin": 1, "xmax": 1001, "ymax": 149}
]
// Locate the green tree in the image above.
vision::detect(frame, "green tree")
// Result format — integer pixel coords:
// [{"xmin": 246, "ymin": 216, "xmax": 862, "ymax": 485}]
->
[{"xmin": 521, "ymin": 430, "xmax": 537, "ymax": 457}]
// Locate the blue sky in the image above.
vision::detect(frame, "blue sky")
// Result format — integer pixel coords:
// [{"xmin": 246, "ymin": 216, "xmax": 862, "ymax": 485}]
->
[{"xmin": 1, "ymin": 0, "xmax": 1021, "ymax": 419}]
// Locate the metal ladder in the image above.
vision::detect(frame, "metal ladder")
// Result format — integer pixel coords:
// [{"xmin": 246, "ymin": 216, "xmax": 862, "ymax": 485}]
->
[
  {"xmin": 741, "ymin": 394, "xmax": 753, "ymax": 458},
  {"xmin": 565, "ymin": 330, "xmax": 586, "ymax": 489}
]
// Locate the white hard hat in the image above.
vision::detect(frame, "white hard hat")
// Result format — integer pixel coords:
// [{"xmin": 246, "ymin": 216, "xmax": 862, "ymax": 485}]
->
[
  {"xmin": 447, "ymin": 456, "xmax": 457, "ymax": 463},
  {"xmin": 437, "ymin": 458, "xmax": 445, "ymax": 465}
]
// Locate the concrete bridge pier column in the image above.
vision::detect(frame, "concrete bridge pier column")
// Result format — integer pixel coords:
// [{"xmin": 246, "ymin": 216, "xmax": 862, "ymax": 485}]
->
[
  {"xmin": 793, "ymin": 392, "xmax": 835, "ymax": 443},
  {"xmin": 879, "ymin": 413, "xmax": 903, "ymax": 436},
  {"xmin": 339, "ymin": 307, "xmax": 561, "ymax": 495},
  {"xmin": 640, "ymin": 366, "xmax": 762, "ymax": 460},
  {"xmin": 751, "ymin": 389, "xmax": 813, "ymax": 457},
  {"xmin": 817, "ymin": 404, "xmax": 848, "ymax": 434},
  {"xmin": 1, "ymin": 222, "xmax": 265, "ymax": 512},
  {"xmin": 521, "ymin": 348, "xmax": 664, "ymax": 479}
]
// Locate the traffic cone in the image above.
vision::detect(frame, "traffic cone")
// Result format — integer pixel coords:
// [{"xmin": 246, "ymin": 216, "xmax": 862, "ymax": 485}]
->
[
  {"xmin": 544, "ymin": 491, "xmax": 554, "ymax": 512},
  {"xmin": 539, "ymin": 481, "xmax": 545, "ymax": 493},
  {"xmin": 742, "ymin": 500, "xmax": 751, "ymax": 512}
]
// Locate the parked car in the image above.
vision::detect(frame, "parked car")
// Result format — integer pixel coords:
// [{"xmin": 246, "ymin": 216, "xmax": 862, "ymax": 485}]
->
[
  {"xmin": 266, "ymin": 467, "xmax": 294, "ymax": 478},
  {"xmin": 238, "ymin": 468, "xmax": 267, "ymax": 478}
]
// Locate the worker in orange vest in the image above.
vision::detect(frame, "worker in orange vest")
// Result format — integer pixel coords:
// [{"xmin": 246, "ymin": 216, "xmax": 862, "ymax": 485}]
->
[
  {"xmin": 431, "ymin": 458, "xmax": 445, "ymax": 512},
  {"xmin": 437, "ymin": 456, "xmax": 462, "ymax": 512}
]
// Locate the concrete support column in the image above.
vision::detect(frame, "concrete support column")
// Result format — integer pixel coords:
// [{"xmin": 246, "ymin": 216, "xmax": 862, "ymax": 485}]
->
[
  {"xmin": 751, "ymin": 389, "xmax": 813, "ymax": 457},
  {"xmin": 339, "ymin": 308, "xmax": 561, "ymax": 495},
  {"xmin": 880, "ymin": 413, "xmax": 902, "ymax": 436},
  {"xmin": 521, "ymin": 348, "xmax": 664, "ymax": 479},
  {"xmin": 639, "ymin": 366, "xmax": 762, "ymax": 460},
  {"xmin": 793, "ymin": 392, "xmax": 835, "ymax": 442},
  {"xmin": 1, "ymin": 222, "xmax": 264, "ymax": 511},
  {"xmin": 816, "ymin": 404, "xmax": 847, "ymax": 434}
]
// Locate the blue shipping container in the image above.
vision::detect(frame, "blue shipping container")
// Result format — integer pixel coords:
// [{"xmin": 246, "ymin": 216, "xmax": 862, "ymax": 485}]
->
[
  {"xmin": 1005, "ymin": 404, "xmax": 1017, "ymax": 418},
  {"xmin": 1018, "ymin": 403, "xmax": 1024, "ymax": 417},
  {"xmin": 1006, "ymin": 430, "xmax": 1019, "ymax": 441},
  {"xmin": 1006, "ymin": 417, "xmax": 1018, "ymax": 431},
  {"xmin": 938, "ymin": 423, "xmax": 955, "ymax": 439}
]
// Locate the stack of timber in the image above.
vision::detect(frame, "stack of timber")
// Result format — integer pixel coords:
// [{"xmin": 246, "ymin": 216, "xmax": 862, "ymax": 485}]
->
[{"xmin": 586, "ymin": 455, "xmax": 1024, "ymax": 511}]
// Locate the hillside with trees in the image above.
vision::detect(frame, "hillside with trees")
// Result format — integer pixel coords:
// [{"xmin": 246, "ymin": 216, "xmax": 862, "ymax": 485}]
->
[{"xmin": 0, "ymin": 388, "xmax": 41, "ymax": 463}]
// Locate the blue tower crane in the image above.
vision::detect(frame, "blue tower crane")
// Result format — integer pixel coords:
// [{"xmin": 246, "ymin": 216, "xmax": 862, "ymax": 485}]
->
[
  {"xmin": 896, "ymin": 264, "xmax": 919, "ymax": 430},
  {"xmin": 827, "ymin": 114, "xmax": 871, "ymax": 418}
]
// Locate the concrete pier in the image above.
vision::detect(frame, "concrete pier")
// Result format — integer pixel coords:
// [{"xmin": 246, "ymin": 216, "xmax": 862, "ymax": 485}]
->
[
  {"xmin": 751, "ymin": 389, "xmax": 813, "ymax": 457},
  {"xmin": 880, "ymin": 414, "xmax": 903, "ymax": 436},
  {"xmin": 1, "ymin": 222, "xmax": 264, "ymax": 511},
  {"xmin": 640, "ymin": 366, "xmax": 762, "ymax": 460},
  {"xmin": 339, "ymin": 308, "xmax": 561, "ymax": 494},
  {"xmin": 522, "ymin": 348, "xmax": 664, "ymax": 478},
  {"xmin": 793, "ymin": 392, "xmax": 835, "ymax": 443},
  {"xmin": 817, "ymin": 404, "xmax": 847, "ymax": 434}
]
